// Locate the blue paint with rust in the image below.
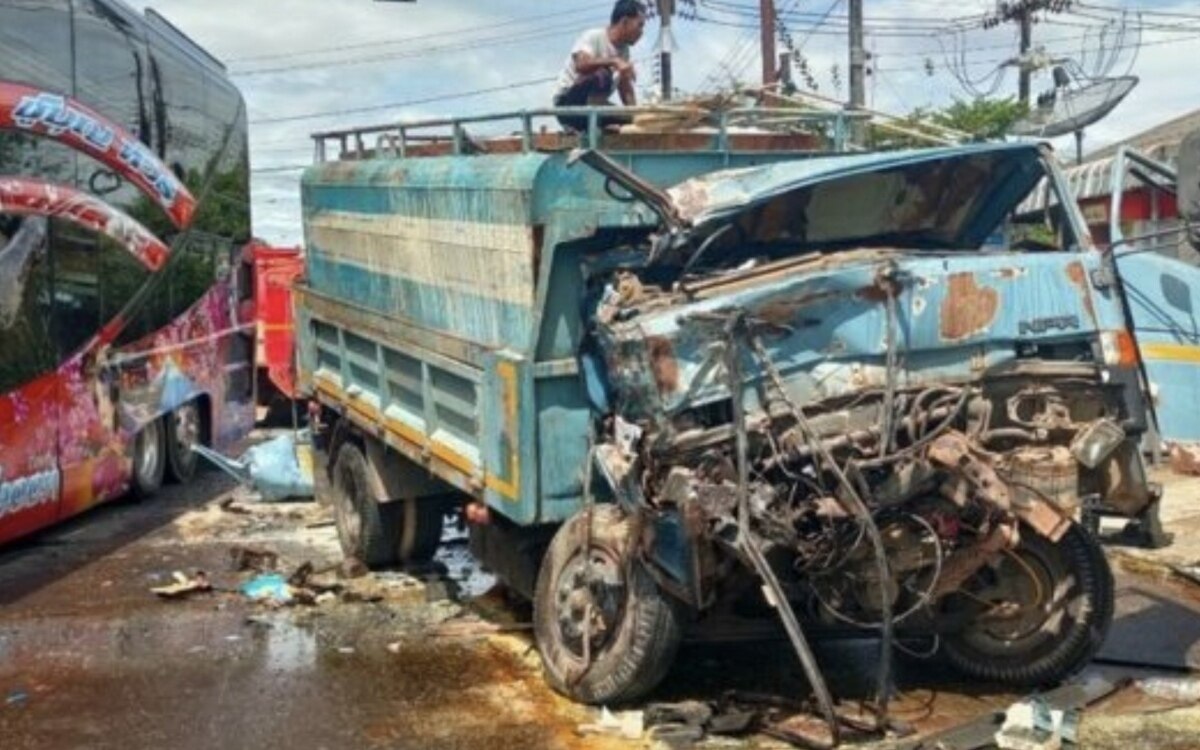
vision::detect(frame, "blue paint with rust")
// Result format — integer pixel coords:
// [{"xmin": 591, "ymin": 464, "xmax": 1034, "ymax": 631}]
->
[
  {"xmin": 299, "ymin": 146, "xmax": 823, "ymax": 524},
  {"xmin": 297, "ymin": 139, "xmax": 1127, "ymax": 529}
]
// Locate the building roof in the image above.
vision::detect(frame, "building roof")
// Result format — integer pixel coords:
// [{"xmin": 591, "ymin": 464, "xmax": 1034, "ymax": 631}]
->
[{"xmin": 1087, "ymin": 107, "xmax": 1200, "ymax": 163}]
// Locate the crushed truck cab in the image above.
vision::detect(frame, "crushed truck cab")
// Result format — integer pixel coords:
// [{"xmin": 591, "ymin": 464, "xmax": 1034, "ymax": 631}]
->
[{"xmin": 296, "ymin": 110, "xmax": 1153, "ymax": 726}]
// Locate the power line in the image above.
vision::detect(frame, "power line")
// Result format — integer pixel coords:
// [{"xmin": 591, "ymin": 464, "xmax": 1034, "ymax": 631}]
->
[
  {"xmin": 700, "ymin": 0, "xmax": 982, "ymax": 30},
  {"xmin": 226, "ymin": 2, "xmax": 608, "ymax": 63},
  {"xmin": 232, "ymin": 19, "xmax": 594, "ymax": 76},
  {"xmin": 1076, "ymin": 1, "xmax": 1200, "ymax": 21},
  {"xmin": 248, "ymin": 75, "xmax": 557, "ymax": 125},
  {"xmin": 877, "ymin": 27, "xmax": 1200, "ymax": 74}
]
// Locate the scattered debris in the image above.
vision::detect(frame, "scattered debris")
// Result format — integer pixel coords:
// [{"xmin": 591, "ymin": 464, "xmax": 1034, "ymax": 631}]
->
[
  {"xmin": 645, "ymin": 701, "xmax": 717, "ymax": 747},
  {"xmin": 287, "ymin": 561, "xmax": 315, "ymax": 586},
  {"xmin": 239, "ymin": 573, "xmax": 293, "ymax": 605},
  {"xmin": 995, "ymin": 697, "xmax": 1078, "ymax": 750},
  {"xmin": 578, "ymin": 706, "xmax": 644, "ymax": 740},
  {"xmin": 229, "ymin": 546, "xmax": 279, "ymax": 573},
  {"xmin": 1137, "ymin": 677, "xmax": 1200, "ymax": 704},
  {"xmin": 151, "ymin": 571, "xmax": 212, "ymax": 599},
  {"xmin": 1168, "ymin": 444, "xmax": 1200, "ymax": 476},
  {"xmin": 218, "ymin": 497, "xmax": 250, "ymax": 514},
  {"xmin": 194, "ymin": 430, "xmax": 314, "ymax": 501},
  {"xmin": 646, "ymin": 700, "xmax": 714, "ymax": 728},
  {"xmin": 1169, "ymin": 563, "xmax": 1200, "ymax": 588},
  {"xmin": 898, "ymin": 676, "xmax": 1119, "ymax": 750}
]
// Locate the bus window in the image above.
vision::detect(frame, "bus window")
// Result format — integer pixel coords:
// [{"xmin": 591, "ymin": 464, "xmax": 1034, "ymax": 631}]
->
[
  {"xmin": 0, "ymin": 0, "xmax": 72, "ymax": 93},
  {"xmin": 72, "ymin": 0, "xmax": 154, "ymax": 220},
  {"xmin": 170, "ymin": 233, "xmax": 218, "ymax": 315},
  {"xmin": 46, "ymin": 217, "xmax": 150, "ymax": 360},
  {"xmin": 0, "ymin": 215, "xmax": 55, "ymax": 392},
  {"xmin": 0, "ymin": 132, "xmax": 75, "ymax": 186},
  {"xmin": 146, "ymin": 32, "xmax": 209, "ymax": 196}
]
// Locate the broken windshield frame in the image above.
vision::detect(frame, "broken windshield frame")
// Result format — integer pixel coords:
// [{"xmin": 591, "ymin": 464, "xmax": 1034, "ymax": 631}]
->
[{"xmin": 675, "ymin": 148, "xmax": 1094, "ymax": 277}]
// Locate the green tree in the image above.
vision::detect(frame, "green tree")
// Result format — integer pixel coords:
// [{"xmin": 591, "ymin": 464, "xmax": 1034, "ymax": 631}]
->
[
  {"xmin": 869, "ymin": 97, "xmax": 1030, "ymax": 149},
  {"xmin": 930, "ymin": 97, "xmax": 1029, "ymax": 140}
]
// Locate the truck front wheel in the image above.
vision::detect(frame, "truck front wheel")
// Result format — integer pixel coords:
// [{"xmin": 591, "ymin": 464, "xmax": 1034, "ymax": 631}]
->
[
  {"xmin": 940, "ymin": 523, "xmax": 1113, "ymax": 686},
  {"xmin": 534, "ymin": 505, "xmax": 684, "ymax": 705}
]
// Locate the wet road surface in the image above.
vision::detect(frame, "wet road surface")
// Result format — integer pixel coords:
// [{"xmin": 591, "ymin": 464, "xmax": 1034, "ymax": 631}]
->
[{"xmin": 2, "ymin": 461, "xmax": 1199, "ymax": 749}]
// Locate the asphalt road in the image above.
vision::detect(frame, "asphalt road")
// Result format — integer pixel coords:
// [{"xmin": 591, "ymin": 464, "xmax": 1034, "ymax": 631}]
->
[{"xmin": 2, "ymin": 460, "xmax": 1199, "ymax": 749}]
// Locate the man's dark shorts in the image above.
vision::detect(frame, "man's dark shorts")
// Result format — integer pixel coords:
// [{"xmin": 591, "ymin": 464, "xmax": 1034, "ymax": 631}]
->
[{"xmin": 553, "ymin": 69, "xmax": 630, "ymax": 133}]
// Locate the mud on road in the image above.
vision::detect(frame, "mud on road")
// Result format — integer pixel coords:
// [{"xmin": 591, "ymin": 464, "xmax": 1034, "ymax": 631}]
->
[{"xmin": 3, "ymin": 460, "xmax": 1200, "ymax": 750}]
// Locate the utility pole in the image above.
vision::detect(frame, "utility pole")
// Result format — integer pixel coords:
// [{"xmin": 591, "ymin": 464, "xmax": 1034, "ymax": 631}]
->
[
  {"xmin": 1018, "ymin": 10, "xmax": 1032, "ymax": 106},
  {"xmin": 760, "ymin": 0, "xmax": 777, "ymax": 86},
  {"xmin": 848, "ymin": 0, "xmax": 865, "ymax": 112},
  {"xmin": 848, "ymin": 0, "xmax": 865, "ymax": 144},
  {"xmin": 658, "ymin": 0, "xmax": 674, "ymax": 100},
  {"xmin": 984, "ymin": 1, "xmax": 1071, "ymax": 105}
]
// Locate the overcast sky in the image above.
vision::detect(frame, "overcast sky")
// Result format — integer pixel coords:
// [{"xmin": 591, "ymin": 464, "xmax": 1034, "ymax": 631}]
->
[{"xmin": 138, "ymin": 0, "xmax": 1200, "ymax": 245}]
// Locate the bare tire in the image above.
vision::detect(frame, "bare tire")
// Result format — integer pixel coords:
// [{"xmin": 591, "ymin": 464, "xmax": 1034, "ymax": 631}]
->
[
  {"xmin": 534, "ymin": 505, "xmax": 684, "ymax": 705},
  {"xmin": 331, "ymin": 443, "xmax": 401, "ymax": 568},
  {"xmin": 165, "ymin": 402, "xmax": 201, "ymax": 483},
  {"xmin": 129, "ymin": 417, "xmax": 166, "ymax": 499},
  {"xmin": 941, "ymin": 524, "xmax": 1113, "ymax": 686}
]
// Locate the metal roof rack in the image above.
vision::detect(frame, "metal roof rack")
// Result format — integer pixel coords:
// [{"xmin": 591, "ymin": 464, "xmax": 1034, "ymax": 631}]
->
[{"xmin": 309, "ymin": 105, "xmax": 868, "ymax": 163}]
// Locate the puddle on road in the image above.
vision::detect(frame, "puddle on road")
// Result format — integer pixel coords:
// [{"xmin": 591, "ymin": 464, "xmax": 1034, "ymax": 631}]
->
[
  {"xmin": 433, "ymin": 528, "xmax": 495, "ymax": 599},
  {"xmin": 0, "ymin": 600, "xmax": 592, "ymax": 750}
]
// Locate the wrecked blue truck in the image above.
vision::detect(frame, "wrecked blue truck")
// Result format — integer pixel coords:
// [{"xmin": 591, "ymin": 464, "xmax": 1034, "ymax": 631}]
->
[{"xmin": 295, "ymin": 114, "xmax": 1157, "ymax": 728}]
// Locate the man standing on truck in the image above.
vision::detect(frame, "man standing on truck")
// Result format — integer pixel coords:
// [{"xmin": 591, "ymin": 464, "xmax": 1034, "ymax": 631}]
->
[{"xmin": 553, "ymin": 0, "xmax": 646, "ymax": 132}]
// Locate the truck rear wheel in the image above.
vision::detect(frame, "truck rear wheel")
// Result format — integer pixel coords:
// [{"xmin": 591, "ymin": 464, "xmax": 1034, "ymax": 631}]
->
[
  {"xmin": 397, "ymin": 496, "xmax": 443, "ymax": 563},
  {"xmin": 331, "ymin": 443, "xmax": 401, "ymax": 567},
  {"xmin": 941, "ymin": 524, "xmax": 1113, "ymax": 686},
  {"xmin": 534, "ymin": 505, "xmax": 684, "ymax": 705}
]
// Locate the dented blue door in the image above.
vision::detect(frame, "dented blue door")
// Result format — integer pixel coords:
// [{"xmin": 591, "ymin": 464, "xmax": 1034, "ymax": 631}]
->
[{"xmin": 1106, "ymin": 147, "xmax": 1200, "ymax": 442}]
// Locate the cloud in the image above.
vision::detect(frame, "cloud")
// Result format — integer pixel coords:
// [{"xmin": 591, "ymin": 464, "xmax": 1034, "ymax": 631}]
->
[{"xmin": 139, "ymin": 0, "xmax": 1200, "ymax": 244}]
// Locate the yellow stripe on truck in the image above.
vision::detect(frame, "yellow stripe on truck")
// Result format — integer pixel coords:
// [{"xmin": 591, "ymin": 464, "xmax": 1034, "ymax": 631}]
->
[{"xmin": 1141, "ymin": 342, "xmax": 1200, "ymax": 364}]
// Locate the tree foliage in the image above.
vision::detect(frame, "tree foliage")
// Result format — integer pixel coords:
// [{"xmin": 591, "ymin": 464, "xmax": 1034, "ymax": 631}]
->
[
  {"xmin": 869, "ymin": 97, "xmax": 1030, "ymax": 149},
  {"xmin": 929, "ymin": 97, "xmax": 1030, "ymax": 140}
]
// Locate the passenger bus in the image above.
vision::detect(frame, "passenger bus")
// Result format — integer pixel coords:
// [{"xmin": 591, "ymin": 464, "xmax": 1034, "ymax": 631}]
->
[{"xmin": 0, "ymin": 0, "xmax": 255, "ymax": 544}]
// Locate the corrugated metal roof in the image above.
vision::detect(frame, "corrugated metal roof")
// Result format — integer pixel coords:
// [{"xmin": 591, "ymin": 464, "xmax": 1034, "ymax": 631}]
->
[{"xmin": 1086, "ymin": 107, "xmax": 1200, "ymax": 162}]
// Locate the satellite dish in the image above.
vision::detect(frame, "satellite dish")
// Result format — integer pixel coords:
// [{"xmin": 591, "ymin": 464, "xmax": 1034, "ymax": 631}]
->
[{"xmin": 1011, "ymin": 69, "xmax": 1138, "ymax": 138}]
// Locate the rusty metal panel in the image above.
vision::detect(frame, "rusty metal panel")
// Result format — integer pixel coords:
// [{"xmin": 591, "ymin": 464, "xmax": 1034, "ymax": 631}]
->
[
  {"xmin": 302, "ymin": 154, "xmax": 548, "ymax": 350},
  {"xmin": 599, "ymin": 251, "xmax": 1125, "ymax": 418}
]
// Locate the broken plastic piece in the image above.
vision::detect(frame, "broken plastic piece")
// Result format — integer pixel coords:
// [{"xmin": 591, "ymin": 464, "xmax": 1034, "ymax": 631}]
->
[
  {"xmin": 194, "ymin": 430, "xmax": 314, "ymax": 501},
  {"xmin": 578, "ymin": 706, "xmax": 644, "ymax": 740},
  {"xmin": 996, "ymin": 697, "xmax": 1062, "ymax": 750},
  {"xmin": 1137, "ymin": 677, "xmax": 1200, "ymax": 703},
  {"xmin": 239, "ymin": 573, "xmax": 293, "ymax": 604},
  {"xmin": 151, "ymin": 571, "xmax": 212, "ymax": 599}
]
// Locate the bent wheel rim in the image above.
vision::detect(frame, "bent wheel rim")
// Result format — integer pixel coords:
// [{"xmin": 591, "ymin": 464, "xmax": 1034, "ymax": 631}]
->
[{"xmin": 553, "ymin": 544, "xmax": 628, "ymax": 663}]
